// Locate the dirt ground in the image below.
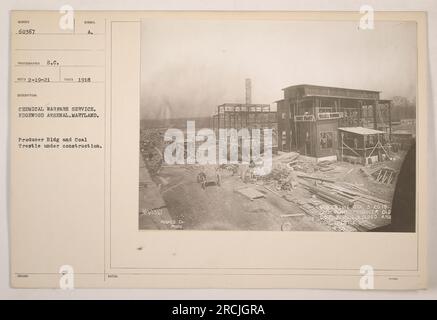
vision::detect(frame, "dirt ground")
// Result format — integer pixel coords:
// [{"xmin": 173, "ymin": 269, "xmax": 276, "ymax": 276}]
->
[{"xmin": 140, "ymin": 165, "xmax": 331, "ymax": 231}]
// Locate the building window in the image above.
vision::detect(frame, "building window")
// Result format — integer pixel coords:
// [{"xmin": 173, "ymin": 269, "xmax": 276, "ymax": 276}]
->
[
  {"xmin": 281, "ymin": 113, "xmax": 286, "ymax": 119},
  {"xmin": 320, "ymin": 132, "xmax": 334, "ymax": 149},
  {"xmin": 281, "ymin": 131, "xmax": 286, "ymax": 147},
  {"xmin": 319, "ymin": 107, "xmax": 333, "ymax": 113}
]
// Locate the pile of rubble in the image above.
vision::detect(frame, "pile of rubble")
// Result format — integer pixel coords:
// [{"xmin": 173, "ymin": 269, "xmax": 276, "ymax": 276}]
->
[
  {"xmin": 260, "ymin": 165, "xmax": 295, "ymax": 190},
  {"xmin": 255, "ymin": 152, "xmax": 337, "ymax": 191},
  {"xmin": 250, "ymin": 151, "xmax": 392, "ymax": 231},
  {"xmin": 360, "ymin": 165, "xmax": 399, "ymax": 185},
  {"xmin": 273, "ymin": 151, "xmax": 337, "ymax": 174}
]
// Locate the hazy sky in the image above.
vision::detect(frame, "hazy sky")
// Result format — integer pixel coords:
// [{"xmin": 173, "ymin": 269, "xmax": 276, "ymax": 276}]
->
[{"xmin": 141, "ymin": 19, "xmax": 417, "ymax": 119}]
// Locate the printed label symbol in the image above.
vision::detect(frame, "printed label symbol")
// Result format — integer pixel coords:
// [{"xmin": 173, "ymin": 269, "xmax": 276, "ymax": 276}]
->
[
  {"xmin": 59, "ymin": 5, "xmax": 74, "ymax": 30},
  {"xmin": 59, "ymin": 264, "xmax": 74, "ymax": 290},
  {"xmin": 359, "ymin": 264, "xmax": 374, "ymax": 290},
  {"xmin": 359, "ymin": 5, "xmax": 374, "ymax": 30}
]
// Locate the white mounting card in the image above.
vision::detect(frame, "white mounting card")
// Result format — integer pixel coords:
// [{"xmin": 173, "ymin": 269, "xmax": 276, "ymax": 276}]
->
[{"xmin": 9, "ymin": 11, "xmax": 428, "ymax": 289}]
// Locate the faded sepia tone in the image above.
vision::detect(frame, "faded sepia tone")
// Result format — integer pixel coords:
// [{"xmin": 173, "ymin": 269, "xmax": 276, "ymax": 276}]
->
[{"xmin": 139, "ymin": 19, "xmax": 417, "ymax": 232}]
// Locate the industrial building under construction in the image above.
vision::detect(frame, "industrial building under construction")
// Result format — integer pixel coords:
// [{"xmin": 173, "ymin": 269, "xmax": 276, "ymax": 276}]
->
[
  {"xmin": 210, "ymin": 81, "xmax": 396, "ymax": 166},
  {"xmin": 211, "ymin": 79, "xmax": 278, "ymax": 152},
  {"xmin": 277, "ymin": 84, "xmax": 393, "ymax": 165}
]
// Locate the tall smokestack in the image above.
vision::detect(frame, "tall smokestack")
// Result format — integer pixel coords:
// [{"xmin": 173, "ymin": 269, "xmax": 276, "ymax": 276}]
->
[{"xmin": 245, "ymin": 78, "xmax": 252, "ymax": 105}]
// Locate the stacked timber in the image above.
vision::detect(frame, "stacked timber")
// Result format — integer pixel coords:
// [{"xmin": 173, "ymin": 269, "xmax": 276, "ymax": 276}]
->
[
  {"xmin": 302, "ymin": 183, "xmax": 354, "ymax": 208},
  {"xmin": 360, "ymin": 165, "xmax": 399, "ymax": 185},
  {"xmin": 371, "ymin": 167, "xmax": 398, "ymax": 184}
]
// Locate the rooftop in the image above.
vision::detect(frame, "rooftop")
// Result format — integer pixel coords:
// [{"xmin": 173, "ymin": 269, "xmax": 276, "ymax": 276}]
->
[
  {"xmin": 282, "ymin": 84, "xmax": 380, "ymax": 93},
  {"xmin": 338, "ymin": 127, "xmax": 385, "ymax": 135},
  {"xmin": 392, "ymin": 130, "xmax": 414, "ymax": 135}
]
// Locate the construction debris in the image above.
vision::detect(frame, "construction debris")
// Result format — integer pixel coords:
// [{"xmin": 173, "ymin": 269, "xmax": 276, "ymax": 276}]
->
[
  {"xmin": 322, "ymin": 183, "xmax": 390, "ymax": 205},
  {"xmin": 297, "ymin": 174, "xmax": 335, "ymax": 183},
  {"xmin": 372, "ymin": 167, "xmax": 398, "ymax": 184},
  {"xmin": 236, "ymin": 187, "xmax": 266, "ymax": 200},
  {"xmin": 276, "ymin": 152, "xmax": 299, "ymax": 163},
  {"xmin": 247, "ymin": 151, "xmax": 396, "ymax": 231},
  {"xmin": 360, "ymin": 164, "xmax": 399, "ymax": 185},
  {"xmin": 302, "ymin": 182, "xmax": 355, "ymax": 208}
]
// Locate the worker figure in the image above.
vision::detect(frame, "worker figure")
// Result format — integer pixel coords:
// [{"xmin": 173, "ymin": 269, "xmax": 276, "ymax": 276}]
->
[
  {"xmin": 305, "ymin": 131, "xmax": 310, "ymax": 155},
  {"xmin": 287, "ymin": 167, "xmax": 298, "ymax": 189},
  {"xmin": 320, "ymin": 133, "xmax": 327, "ymax": 149},
  {"xmin": 197, "ymin": 169, "xmax": 207, "ymax": 189},
  {"xmin": 215, "ymin": 166, "xmax": 222, "ymax": 186},
  {"xmin": 240, "ymin": 163, "xmax": 250, "ymax": 183}
]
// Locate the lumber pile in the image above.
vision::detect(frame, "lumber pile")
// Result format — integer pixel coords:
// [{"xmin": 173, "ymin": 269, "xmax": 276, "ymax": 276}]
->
[
  {"xmin": 316, "ymin": 160, "xmax": 336, "ymax": 172},
  {"xmin": 302, "ymin": 183, "xmax": 354, "ymax": 208},
  {"xmin": 293, "ymin": 173, "xmax": 391, "ymax": 231},
  {"xmin": 371, "ymin": 167, "xmax": 398, "ymax": 185},
  {"xmin": 297, "ymin": 174, "xmax": 335, "ymax": 183},
  {"xmin": 322, "ymin": 182, "xmax": 390, "ymax": 205},
  {"xmin": 274, "ymin": 152, "xmax": 337, "ymax": 174},
  {"xmin": 254, "ymin": 151, "xmax": 392, "ymax": 231},
  {"xmin": 360, "ymin": 165, "xmax": 399, "ymax": 185},
  {"xmin": 261, "ymin": 166, "xmax": 296, "ymax": 191}
]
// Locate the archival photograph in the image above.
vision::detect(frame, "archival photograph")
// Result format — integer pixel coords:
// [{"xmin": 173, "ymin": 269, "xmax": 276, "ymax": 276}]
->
[{"xmin": 139, "ymin": 19, "xmax": 417, "ymax": 232}]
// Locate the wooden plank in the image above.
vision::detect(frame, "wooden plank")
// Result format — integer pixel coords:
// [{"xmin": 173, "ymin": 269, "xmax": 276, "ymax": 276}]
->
[
  {"xmin": 388, "ymin": 172, "xmax": 396, "ymax": 184},
  {"xmin": 323, "ymin": 183, "xmax": 390, "ymax": 205},
  {"xmin": 376, "ymin": 169, "xmax": 383, "ymax": 182},
  {"xmin": 304, "ymin": 184, "xmax": 354, "ymax": 207},
  {"xmin": 297, "ymin": 174, "xmax": 335, "ymax": 183},
  {"xmin": 380, "ymin": 169, "xmax": 388, "ymax": 182},
  {"xmin": 236, "ymin": 187, "xmax": 265, "ymax": 200},
  {"xmin": 384, "ymin": 171, "xmax": 393, "ymax": 184},
  {"xmin": 281, "ymin": 213, "xmax": 305, "ymax": 218}
]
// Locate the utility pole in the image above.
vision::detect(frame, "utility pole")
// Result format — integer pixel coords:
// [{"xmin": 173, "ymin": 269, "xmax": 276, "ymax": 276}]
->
[{"xmin": 245, "ymin": 78, "xmax": 251, "ymax": 105}]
